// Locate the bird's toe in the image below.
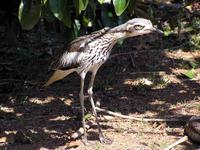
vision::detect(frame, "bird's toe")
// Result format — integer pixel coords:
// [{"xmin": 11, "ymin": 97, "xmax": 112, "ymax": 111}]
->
[{"xmin": 99, "ymin": 135, "xmax": 113, "ymax": 145}]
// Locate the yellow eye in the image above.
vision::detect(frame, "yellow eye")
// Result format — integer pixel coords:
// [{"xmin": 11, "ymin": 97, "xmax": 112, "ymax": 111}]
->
[{"xmin": 134, "ymin": 25, "xmax": 144, "ymax": 30}]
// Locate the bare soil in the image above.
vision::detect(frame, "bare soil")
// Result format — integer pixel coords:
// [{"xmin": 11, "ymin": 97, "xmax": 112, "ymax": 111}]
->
[{"xmin": 0, "ymin": 30, "xmax": 200, "ymax": 150}]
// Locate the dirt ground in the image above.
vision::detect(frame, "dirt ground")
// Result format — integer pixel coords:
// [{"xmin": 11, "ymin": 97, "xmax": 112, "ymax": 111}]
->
[{"xmin": 0, "ymin": 28, "xmax": 200, "ymax": 150}]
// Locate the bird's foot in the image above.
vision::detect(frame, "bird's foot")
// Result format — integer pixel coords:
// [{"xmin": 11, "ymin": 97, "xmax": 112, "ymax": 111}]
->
[{"xmin": 99, "ymin": 135, "xmax": 113, "ymax": 145}]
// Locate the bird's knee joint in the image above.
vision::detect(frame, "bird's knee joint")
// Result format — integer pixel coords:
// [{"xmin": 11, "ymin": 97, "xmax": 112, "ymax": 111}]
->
[{"xmin": 88, "ymin": 88, "xmax": 93, "ymax": 95}]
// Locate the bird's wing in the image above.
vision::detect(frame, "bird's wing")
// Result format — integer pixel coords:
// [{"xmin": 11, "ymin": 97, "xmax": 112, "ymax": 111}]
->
[
  {"xmin": 68, "ymin": 27, "xmax": 110, "ymax": 52},
  {"xmin": 51, "ymin": 27, "xmax": 110, "ymax": 70}
]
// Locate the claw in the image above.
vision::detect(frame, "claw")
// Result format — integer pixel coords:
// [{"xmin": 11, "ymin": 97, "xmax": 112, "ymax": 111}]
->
[{"xmin": 99, "ymin": 135, "xmax": 113, "ymax": 145}]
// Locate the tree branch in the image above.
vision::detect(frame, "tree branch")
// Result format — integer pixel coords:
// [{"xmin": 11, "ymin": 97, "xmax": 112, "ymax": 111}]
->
[{"xmin": 96, "ymin": 107, "xmax": 183, "ymax": 122}]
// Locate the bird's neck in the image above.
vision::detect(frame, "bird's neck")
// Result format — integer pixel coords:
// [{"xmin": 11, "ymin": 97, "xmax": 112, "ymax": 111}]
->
[{"xmin": 107, "ymin": 23, "xmax": 128, "ymax": 40}]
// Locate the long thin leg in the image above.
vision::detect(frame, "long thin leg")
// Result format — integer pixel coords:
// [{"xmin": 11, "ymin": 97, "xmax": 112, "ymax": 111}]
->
[
  {"xmin": 79, "ymin": 73, "xmax": 88, "ymax": 144},
  {"xmin": 88, "ymin": 70, "xmax": 112, "ymax": 144}
]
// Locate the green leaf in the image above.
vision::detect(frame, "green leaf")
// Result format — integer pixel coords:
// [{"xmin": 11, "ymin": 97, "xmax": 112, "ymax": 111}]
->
[
  {"xmin": 49, "ymin": 0, "xmax": 71, "ymax": 28},
  {"xmin": 80, "ymin": 0, "xmax": 89, "ymax": 12},
  {"xmin": 83, "ymin": 113, "xmax": 92, "ymax": 121},
  {"xmin": 18, "ymin": 0, "xmax": 41, "ymax": 30},
  {"xmin": 189, "ymin": 61, "xmax": 197, "ymax": 68},
  {"xmin": 74, "ymin": 0, "xmax": 89, "ymax": 15},
  {"xmin": 81, "ymin": 0, "xmax": 96, "ymax": 27},
  {"xmin": 42, "ymin": 0, "xmax": 48, "ymax": 4},
  {"xmin": 42, "ymin": 0, "xmax": 55, "ymax": 22},
  {"xmin": 97, "ymin": 0, "xmax": 104, "ymax": 4},
  {"xmin": 163, "ymin": 24, "xmax": 172, "ymax": 36},
  {"xmin": 183, "ymin": 68, "xmax": 196, "ymax": 79},
  {"xmin": 82, "ymin": 16, "xmax": 93, "ymax": 27},
  {"xmin": 113, "ymin": 0, "xmax": 130, "ymax": 16}
]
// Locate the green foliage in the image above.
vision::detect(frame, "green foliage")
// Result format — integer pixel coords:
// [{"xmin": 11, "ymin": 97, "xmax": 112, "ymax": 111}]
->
[
  {"xmin": 41, "ymin": 0, "xmax": 55, "ymax": 22},
  {"xmin": 17, "ymin": 0, "xmax": 199, "ymax": 37},
  {"xmin": 113, "ymin": 0, "xmax": 130, "ymax": 16},
  {"xmin": 189, "ymin": 34, "xmax": 200, "ymax": 49},
  {"xmin": 74, "ymin": 0, "xmax": 89, "ymax": 15},
  {"xmin": 183, "ymin": 68, "xmax": 196, "ymax": 79},
  {"xmin": 183, "ymin": 61, "xmax": 198, "ymax": 79},
  {"xmin": 18, "ymin": 0, "xmax": 135, "ymax": 30},
  {"xmin": 49, "ymin": 0, "xmax": 71, "ymax": 27},
  {"xmin": 83, "ymin": 113, "xmax": 92, "ymax": 121},
  {"xmin": 163, "ymin": 24, "xmax": 172, "ymax": 36},
  {"xmin": 81, "ymin": 0, "xmax": 96, "ymax": 28},
  {"xmin": 18, "ymin": 0, "xmax": 42, "ymax": 30},
  {"xmin": 97, "ymin": 0, "xmax": 105, "ymax": 4}
]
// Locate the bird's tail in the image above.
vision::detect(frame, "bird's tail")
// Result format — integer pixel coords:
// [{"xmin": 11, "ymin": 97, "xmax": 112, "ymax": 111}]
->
[{"xmin": 44, "ymin": 69, "xmax": 75, "ymax": 87}]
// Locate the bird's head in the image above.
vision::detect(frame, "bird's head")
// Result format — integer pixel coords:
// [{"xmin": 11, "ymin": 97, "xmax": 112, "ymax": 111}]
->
[
  {"xmin": 109, "ymin": 18, "xmax": 163, "ymax": 39},
  {"xmin": 124, "ymin": 18, "xmax": 163, "ymax": 37}
]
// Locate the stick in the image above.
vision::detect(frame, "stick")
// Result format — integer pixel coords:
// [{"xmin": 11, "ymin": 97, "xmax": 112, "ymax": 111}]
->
[
  {"xmin": 164, "ymin": 136, "xmax": 188, "ymax": 150},
  {"xmin": 96, "ymin": 107, "xmax": 182, "ymax": 122}
]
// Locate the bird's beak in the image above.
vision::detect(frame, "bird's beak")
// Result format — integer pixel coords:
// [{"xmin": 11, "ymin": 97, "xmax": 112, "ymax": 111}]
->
[{"xmin": 152, "ymin": 27, "xmax": 163, "ymax": 34}]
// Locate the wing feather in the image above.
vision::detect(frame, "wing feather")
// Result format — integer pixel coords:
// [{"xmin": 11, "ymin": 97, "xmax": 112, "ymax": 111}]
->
[{"xmin": 51, "ymin": 27, "xmax": 110, "ymax": 70}]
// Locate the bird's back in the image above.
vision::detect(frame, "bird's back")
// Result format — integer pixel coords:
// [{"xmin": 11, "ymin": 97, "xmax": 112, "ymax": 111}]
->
[{"xmin": 51, "ymin": 27, "xmax": 113, "ymax": 71}]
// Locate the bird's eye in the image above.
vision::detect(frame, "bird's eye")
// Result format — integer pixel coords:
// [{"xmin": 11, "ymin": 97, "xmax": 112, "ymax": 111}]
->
[{"xmin": 134, "ymin": 25, "xmax": 144, "ymax": 30}]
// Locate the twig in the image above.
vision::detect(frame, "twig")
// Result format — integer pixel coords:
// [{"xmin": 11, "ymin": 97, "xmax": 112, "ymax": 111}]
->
[
  {"xmin": 164, "ymin": 136, "xmax": 188, "ymax": 150},
  {"xmin": 96, "ymin": 107, "xmax": 182, "ymax": 122}
]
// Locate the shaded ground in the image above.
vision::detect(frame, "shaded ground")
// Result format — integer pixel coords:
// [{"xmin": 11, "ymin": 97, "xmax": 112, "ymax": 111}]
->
[{"xmin": 0, "ymin": 27, "xmax": 200, "ymax": 150}]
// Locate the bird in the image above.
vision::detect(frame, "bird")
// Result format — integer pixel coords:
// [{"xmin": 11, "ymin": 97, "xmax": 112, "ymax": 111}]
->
[{"xmin": 44, "ymin": 18, "xmax": 163, "ymax": 144}]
